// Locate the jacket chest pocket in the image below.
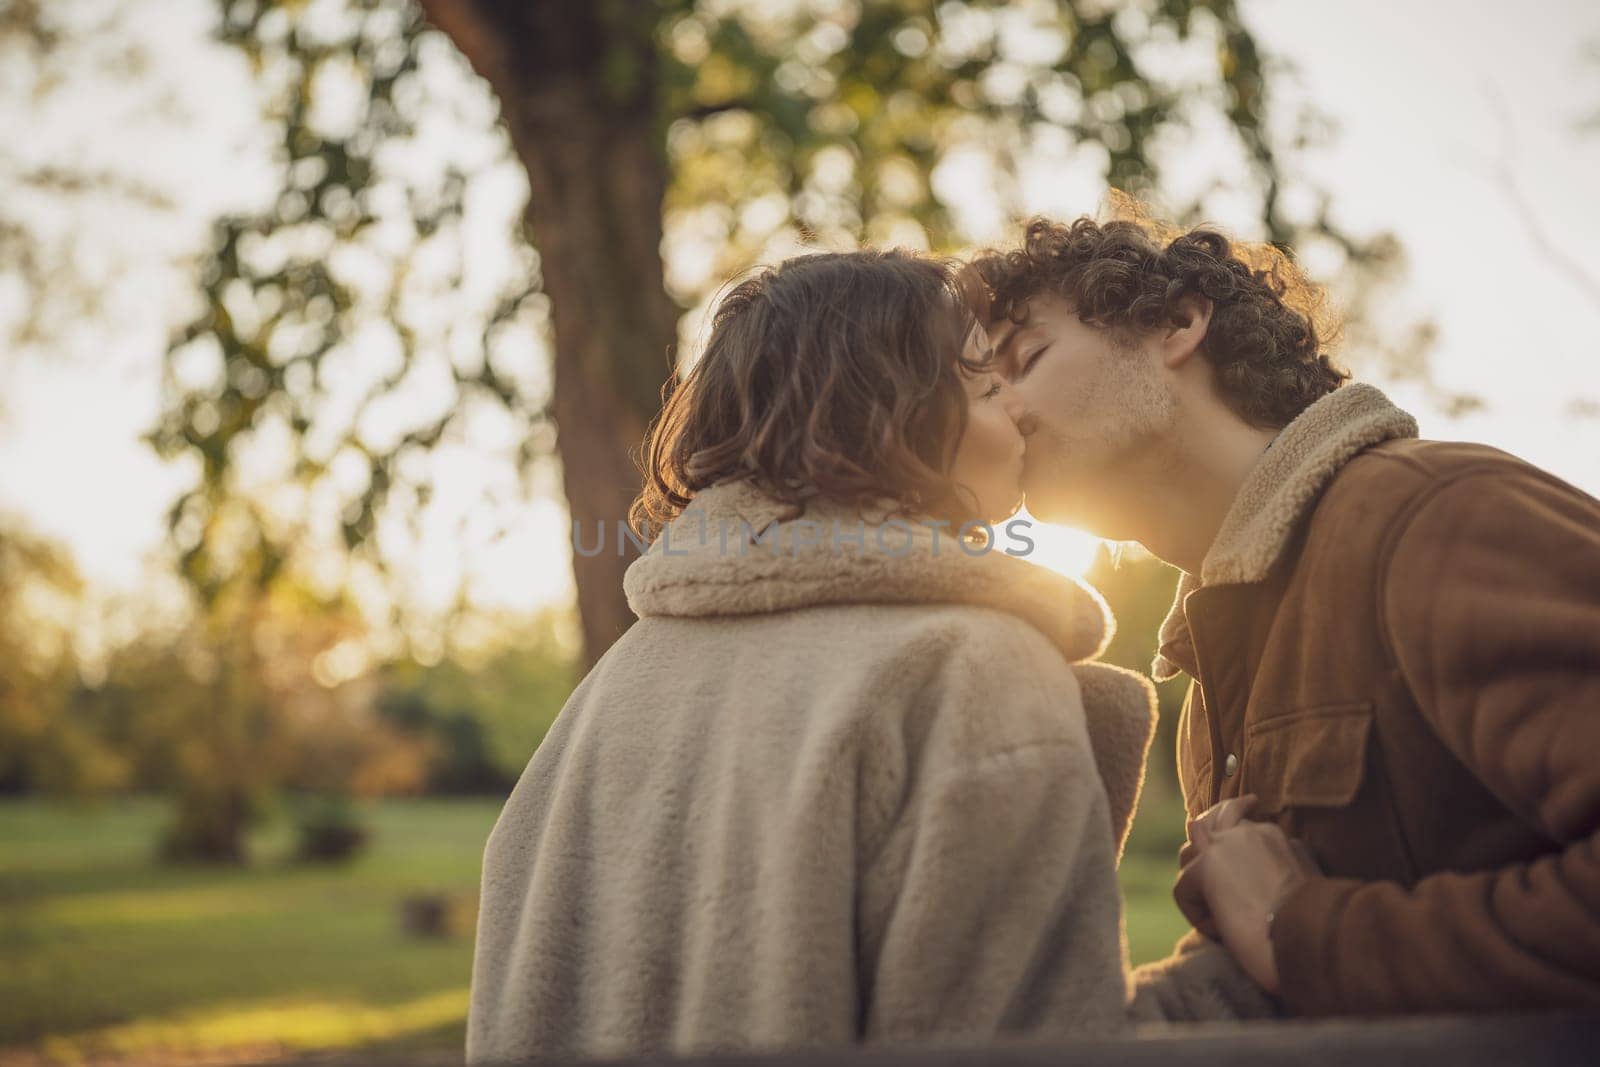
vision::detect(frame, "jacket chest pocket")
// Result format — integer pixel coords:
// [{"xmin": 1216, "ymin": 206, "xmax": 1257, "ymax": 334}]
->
[{"xmin": 1238, "ymin": 701, "xmax": 1411, "ymax": 881}]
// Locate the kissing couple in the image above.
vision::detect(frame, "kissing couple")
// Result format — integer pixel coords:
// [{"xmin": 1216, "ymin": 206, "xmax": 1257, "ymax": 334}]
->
[{"xmin": 467, "ymin": 211, "xmax": 1600, "ymax": 1062}]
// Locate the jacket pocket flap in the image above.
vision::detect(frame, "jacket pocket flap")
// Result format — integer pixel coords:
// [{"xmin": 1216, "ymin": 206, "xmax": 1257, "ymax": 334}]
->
[{"xmin": 1243, "ymin": 702, "xmax": 1374, "ymax": 814}]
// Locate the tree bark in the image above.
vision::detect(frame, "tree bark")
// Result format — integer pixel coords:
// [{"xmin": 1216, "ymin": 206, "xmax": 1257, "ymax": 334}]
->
[{"xmin": 418, "ymin": 0, "xmax": 677, "ymax": 668}]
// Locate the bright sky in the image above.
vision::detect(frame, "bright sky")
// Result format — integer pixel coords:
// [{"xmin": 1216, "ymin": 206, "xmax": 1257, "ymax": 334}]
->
[
  {"xmin": 1244, "ymin": 0, "xmax": 1600, "ymax": 492},
  {"xmin": 1, "ymin": 0, "xmax": 1597, "ymax": 624}
]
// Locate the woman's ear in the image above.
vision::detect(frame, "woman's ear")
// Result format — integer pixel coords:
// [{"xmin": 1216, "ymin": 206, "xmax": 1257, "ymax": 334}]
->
[{"xmin": 1161, "ymin": 295, "xmax": 1213, "ymax": 369}]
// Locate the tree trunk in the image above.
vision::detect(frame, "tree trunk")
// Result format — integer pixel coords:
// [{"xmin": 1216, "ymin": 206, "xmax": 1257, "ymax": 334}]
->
[{"xmin": 418, "ymin": 0, "xmax": 677, "ymax": 667}]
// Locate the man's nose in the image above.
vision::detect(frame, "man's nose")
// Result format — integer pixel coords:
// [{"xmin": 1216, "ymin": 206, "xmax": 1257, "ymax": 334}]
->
[{"xmin": 998, "ymin": 383, "xmax": 1032, "ymax": 428}]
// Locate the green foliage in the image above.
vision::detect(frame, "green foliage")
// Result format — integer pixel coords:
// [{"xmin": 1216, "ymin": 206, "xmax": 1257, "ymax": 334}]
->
[
  {"xmin": 158, "ymin": 0, "xmax": 1397, "ymax": 620},
  {"xmin": 149, "ymin": 0, "xmax": 546, "ymax": 616},
  {"xmin": 0, "ymin": 525, "xmax": 125, "ymax": 799},
  {"xmin": 0, "ymin": 541, "xmax": 573, "ymax": 828},
  {"xmin": 376, "ymin": 616, "xmax": 578, "ymax": 794},
  {"xmin": 655, "ymin": 0, "xmax": 1396, "ymax": 298},
  {"xmin": 80, "ymin": 575, "xmax": 435, "ymax": 862}
]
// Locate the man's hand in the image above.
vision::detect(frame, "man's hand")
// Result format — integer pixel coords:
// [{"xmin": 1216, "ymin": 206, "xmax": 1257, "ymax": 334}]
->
[
  {"xmin": 1189, "ymin": 818, "xmax": 1321, "ymax": 995},
  {"xmin": 1173, "ymin": 795, "xmax": 1258, "ymax": 940}
]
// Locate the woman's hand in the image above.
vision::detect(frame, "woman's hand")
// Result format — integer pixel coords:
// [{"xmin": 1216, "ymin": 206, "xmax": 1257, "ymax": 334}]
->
[
  {"xmin": 1172, "ymin": 794, "xmax": 1259, "ymax": 940},
  {"xmin": 1187, "ymin": 816, "xmax": 1321, "ymax": 994}
]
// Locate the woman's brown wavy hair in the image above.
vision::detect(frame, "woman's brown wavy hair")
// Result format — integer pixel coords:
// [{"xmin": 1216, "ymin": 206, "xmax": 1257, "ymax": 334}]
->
[
  {"xmin": 971, "ymin": 207, "xmax": 1348, "ymax": 428},
  {"xmin": 630, "ymin": 250, "xmax": 991, "ymax": 538}
]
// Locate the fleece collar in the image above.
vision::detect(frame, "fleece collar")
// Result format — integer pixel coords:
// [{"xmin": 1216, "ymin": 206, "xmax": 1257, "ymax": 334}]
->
[
  {"xmin": 625, "ymin": 478, "xmax": 1114, "ymax": 665},
  {"xmin": 1152, "ymin": 383, "xmax": 1419, "ymax": 681}
]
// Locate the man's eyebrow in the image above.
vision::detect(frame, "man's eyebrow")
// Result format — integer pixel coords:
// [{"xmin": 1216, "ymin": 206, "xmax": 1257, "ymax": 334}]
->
[
  {"xmin": 985, "ymin": 323, "xmax": 1024, "ymax": 377},
  {"xmin": 988, "ymin": 322, "xmax": 1018, "ymax": 354},
  {"xmin": 995, "ymin": 319, "xmax": 1040, "ymax": 347},
  {"xmin": 990, "ymin": 321, "xmax": 1034, "ymax": 373}
]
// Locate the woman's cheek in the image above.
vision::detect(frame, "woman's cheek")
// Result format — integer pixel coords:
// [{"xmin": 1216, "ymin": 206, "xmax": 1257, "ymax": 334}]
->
[{"xmin": 987, "ymin": 412, "xmax": 1020, "ymax": 462}]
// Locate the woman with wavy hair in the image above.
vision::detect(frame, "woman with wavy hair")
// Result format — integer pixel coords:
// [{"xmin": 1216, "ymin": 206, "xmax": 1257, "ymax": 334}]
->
[{"xmin": 467, "ymin": 249, "xmax": 1257, "ymax": 1063}]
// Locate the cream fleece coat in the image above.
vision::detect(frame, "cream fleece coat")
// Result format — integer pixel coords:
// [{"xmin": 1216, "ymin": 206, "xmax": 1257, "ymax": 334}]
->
[{"xmin": 467, "ymin": 479, "xmax": 1267, "ymax": 1063}]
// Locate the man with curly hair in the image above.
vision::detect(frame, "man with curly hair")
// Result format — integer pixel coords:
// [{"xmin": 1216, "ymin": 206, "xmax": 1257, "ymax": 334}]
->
[{"xmin": 970, "ymin": 212, "xmax": 1600, "ymax": 1016}]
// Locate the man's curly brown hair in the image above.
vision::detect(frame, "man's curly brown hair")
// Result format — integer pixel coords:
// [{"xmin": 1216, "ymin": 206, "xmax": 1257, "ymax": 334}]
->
[{"xmin": 970, "ymin": 211, "xmax": 1349, "ymax": 428}]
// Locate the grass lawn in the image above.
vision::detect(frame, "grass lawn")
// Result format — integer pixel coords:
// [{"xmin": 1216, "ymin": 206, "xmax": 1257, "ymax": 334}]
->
[
  {"xmin": 0, "ymin": 798, "xmax": 495, "ymax": 1061},
  {"xmin": 0, "ymin": 791, "xmax": 1190, "ymax": 1061}
]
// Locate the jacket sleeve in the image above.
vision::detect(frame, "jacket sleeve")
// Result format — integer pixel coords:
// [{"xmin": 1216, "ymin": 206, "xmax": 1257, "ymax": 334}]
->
[
  {"xmin": 856, "ymin": 656, "xmax": 1134, "ymax": 1042},
  {"xmin": 1271, "ymin": 468, "xmax": 1600, "ymax": 1014}
]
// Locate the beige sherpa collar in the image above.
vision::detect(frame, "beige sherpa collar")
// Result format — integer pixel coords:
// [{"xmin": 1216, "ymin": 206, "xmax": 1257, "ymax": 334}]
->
[
  {"xmin": 1151, "ymin": 383, "xmax": 1419, "ymax": 681},
  {"xmin": 625, "ymin": 477, "xmax": 1115, "ymax": 665}
]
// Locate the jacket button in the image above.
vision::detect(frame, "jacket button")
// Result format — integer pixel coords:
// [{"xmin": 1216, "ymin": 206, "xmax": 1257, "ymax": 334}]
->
[{"xmin": 1223, "ymin": 752, "xmax": 1239, "ymax": 778}]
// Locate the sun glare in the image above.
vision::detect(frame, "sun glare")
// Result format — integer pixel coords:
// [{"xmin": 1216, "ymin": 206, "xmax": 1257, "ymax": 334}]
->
[{"xmin": 1011, "ymin": 508, "xmax": 1104, "ymax": 578}]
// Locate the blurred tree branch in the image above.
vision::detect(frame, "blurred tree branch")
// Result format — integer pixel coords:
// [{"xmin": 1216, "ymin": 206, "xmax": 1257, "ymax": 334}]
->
[
  {"xmin": 1482, "ymin": 81, "xmax": 1600, "ymax": 313},
  {"xmin": 0, "ymin": 0, "xmax": 178, "ymax": 362},
  {"xmin": 1470, "ymin": 76, "xmax": 1600, "ymax": 420},
  {"xmin": 1579, "ymin": 37, "xmax": 1600, "ymax": 133}
]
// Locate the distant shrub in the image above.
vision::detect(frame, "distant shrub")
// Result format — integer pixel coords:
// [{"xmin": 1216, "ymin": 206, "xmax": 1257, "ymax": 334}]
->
[
  {"xmin": 376, "ymin": 613, "xmax": 578, "ymax": 794},
  {"xmin": 293, "ymin": 795, "xmax": 370, "ymax": 863}
]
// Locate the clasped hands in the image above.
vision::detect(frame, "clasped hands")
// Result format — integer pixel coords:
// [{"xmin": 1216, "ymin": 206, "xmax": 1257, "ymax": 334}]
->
[{"xmin": 1173, "ymin": 794, "xmax": 1321, "ymax": 995}]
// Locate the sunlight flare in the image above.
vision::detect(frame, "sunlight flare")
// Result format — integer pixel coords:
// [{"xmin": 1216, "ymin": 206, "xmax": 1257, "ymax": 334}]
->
[{"xmin": 1011, "ymin": 509, "xmax": 1103, "ymax": 578}]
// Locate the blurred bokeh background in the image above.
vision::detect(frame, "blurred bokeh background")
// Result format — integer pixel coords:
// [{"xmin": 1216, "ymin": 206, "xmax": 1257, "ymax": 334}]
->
[{"xmin": 2, "ymin": 0, "xmax": 1598, "ymax": 1061}]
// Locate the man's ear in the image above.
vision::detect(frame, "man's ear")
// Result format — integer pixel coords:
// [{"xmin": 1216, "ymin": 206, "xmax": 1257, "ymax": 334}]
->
[{"xmin": 1160, "ymin": 295, "xmax": 1213, "ymax": 370}]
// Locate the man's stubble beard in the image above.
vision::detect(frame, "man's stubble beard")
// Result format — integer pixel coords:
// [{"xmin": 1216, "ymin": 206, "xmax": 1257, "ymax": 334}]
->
[{"xmin": 1022, "ymin": 362, "xmax": 1177, "ymax": 533}]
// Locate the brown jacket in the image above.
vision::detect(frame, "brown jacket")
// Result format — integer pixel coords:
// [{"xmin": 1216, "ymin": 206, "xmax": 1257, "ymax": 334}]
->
[{"xmin": 1156, "ymin": 383, "xmax": 1600, "ymax": 1016}]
